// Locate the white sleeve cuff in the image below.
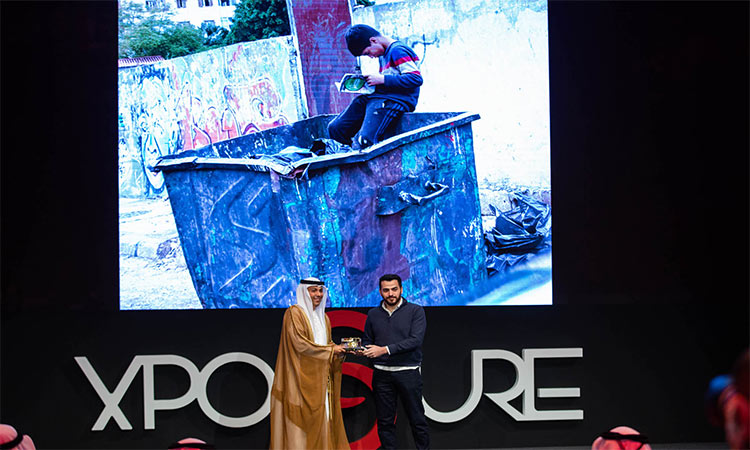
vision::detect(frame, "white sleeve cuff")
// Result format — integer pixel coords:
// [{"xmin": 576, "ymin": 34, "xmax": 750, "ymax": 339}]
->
[{"xmin": 385, "ymin": 346, "xmax": 391, "ymax": 355}]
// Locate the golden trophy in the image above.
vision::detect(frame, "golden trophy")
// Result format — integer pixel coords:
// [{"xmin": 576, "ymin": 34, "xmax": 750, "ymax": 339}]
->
[{"xmin": 341, "ymin": 337, "xmax": 365, "ymax": 352}]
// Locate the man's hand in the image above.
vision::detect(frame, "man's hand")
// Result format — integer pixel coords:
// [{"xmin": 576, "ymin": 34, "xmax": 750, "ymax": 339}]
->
[
  {"xmin": 333, "ymin": 344, "xmax": 346, "ymax": 356},
  {"xmin": 362, "ymin": 345, "xmax": 388, "ymax": 358},
  {"xmin": 364, "ymin": 74, "xmax": 385, "ymax": 86}
]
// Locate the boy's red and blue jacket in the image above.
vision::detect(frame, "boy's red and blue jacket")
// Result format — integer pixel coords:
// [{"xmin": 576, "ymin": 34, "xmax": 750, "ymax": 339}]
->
[{"xmin": 371, "ymin": 41, "xmax": 423, "ymax": 111}]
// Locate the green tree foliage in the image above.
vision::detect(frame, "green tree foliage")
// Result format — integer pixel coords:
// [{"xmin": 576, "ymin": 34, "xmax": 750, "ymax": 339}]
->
[
  {"xmin": 225, "ymin": 0, "xmax": 291, "ymax": 45},
  {"xmin": 119, "ymin": 0, "xmax": 207, "ymax": 59},
  {"xmin": 202, "ymin": 22, "xmax": 230, "ymax": 50},
  {"xmin": 119, "ymin": 0, "xmax": 289, "ymax": 59}
]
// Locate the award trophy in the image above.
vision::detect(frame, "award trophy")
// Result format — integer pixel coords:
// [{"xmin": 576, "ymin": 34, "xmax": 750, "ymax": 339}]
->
[{"xmin": 341, "ymin": 337, "xmax": 365, "ymax": 352}]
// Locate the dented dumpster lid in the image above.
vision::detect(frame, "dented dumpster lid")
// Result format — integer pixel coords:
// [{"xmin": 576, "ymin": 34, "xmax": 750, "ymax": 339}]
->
[{"xmin": 154, "ymin": 112, "xmax": 480, "ymax": 176}]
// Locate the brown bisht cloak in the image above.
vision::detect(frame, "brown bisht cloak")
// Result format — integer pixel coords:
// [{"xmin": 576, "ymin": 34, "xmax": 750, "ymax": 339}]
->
[{"xmin": 270, "ymin": 305, "xmax": 349, "ymax": 449}]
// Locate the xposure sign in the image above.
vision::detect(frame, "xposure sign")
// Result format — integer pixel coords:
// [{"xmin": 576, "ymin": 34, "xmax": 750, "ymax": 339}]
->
[
  {"xmin": 424, "ymin": 348, "xmax": 583, "ymax": 422},
  {"xmin": 75, "ymin": 353, "xmax": 275, "ymax": 430},
  {"xmin": 76, "ymin": 348, "xmax": 582, "ymax": 431}
]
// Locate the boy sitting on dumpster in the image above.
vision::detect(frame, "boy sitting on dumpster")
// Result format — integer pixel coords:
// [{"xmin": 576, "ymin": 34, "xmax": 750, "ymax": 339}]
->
[{"xmin": 327, "ymin": 24, "xmax": 423, "ymax": 150}]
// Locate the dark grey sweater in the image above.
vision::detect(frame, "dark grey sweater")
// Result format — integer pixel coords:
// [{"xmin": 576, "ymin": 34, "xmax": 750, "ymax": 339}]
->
[{"xmin": 362, "ymin": 298, "xmax": 426, "ymax": 367}]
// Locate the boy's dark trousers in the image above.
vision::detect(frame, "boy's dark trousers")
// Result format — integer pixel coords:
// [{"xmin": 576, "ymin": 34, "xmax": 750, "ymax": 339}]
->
[
  {"xmin": 372, "ymin": 368, "xmax": 430, "ymax": 450},
  {"xmin": 327, "ymin": 95, "xmax": 407, "ymax": 150}
]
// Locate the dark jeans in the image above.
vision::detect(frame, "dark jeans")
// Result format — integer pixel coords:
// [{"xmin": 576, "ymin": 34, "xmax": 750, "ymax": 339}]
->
[
  {"xmin": 373, "ymin": 368, "xmax": 430, "ymax": 450},
  {"xmin": 327, "ymin": 95, "xmax": 407, "ymax": 150}
]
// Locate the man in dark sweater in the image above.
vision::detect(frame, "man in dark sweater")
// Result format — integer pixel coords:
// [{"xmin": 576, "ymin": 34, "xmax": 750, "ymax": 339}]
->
[
  {"xmin": 327, "ymin": 24, "xmax": 423, "ymax": 150},
  {"xmin": 362, "ymin": 274, "xmax": 430, "ymax": 449}
]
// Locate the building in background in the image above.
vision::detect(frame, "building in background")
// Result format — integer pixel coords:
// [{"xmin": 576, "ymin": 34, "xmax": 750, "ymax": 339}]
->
[{"xmin": 133, "ymin": 0, "xmax": 238, "ymax": 29}]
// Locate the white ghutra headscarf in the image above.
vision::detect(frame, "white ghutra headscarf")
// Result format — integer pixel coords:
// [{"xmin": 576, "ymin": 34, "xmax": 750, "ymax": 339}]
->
[{"xmin": 295, "ymin": 277, "xmax": 329, "ymax": 345}]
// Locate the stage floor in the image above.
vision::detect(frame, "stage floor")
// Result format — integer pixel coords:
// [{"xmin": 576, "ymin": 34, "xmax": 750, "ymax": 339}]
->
[{"xmin": 503, "ymin": 444, "xmax": 728, "ymax": 450}]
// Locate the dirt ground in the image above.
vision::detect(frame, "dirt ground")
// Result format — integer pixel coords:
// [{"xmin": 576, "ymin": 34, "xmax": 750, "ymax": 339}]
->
[
  {"xmin": 120, "ymin": 196, "xmax": 202, "ymax": 310},
  {"xmin": 119, "ymin": 254, "xmax": 202, "ymax": 309}
]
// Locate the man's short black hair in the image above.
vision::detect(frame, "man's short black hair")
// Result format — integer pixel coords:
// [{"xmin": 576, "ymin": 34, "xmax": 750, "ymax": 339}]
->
[
  {"xmin": 345, "ymin": 24, "xmax": 381, "ymax": 57},
  {"xmin": 379, "ymin": 273, "xmax": 402, "ymax": 288}
]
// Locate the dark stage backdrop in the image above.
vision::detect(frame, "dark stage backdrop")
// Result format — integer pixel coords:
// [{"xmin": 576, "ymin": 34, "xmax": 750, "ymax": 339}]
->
[
  {"xmin": 0, "ymin": 304, "xmax": 747, "ymax": 448},
  {"xmin": 1, "ymin": 1, "xmax": 748, "ymax": 449}
]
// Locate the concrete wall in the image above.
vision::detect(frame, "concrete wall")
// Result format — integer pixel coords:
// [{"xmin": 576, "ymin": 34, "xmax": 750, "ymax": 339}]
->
[
  {"xmin": 286, "ymin": 0, "xmax": 353, "ymax": 116},
  {"xmin": 351, "ymin": 0, "xmax": 551, "ymax": 202},
  {"xmin": 118, "ymin": 36, "xmax": 306, "ymax": 198}
]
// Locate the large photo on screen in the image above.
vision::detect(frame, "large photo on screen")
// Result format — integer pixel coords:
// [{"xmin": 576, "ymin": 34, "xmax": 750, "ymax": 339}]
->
[{"xmin": 118, "ymin": 0, "xmax": 551, "ymax": 309}]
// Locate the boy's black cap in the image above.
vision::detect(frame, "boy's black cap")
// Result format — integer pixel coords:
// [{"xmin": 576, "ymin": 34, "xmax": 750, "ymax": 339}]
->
[{"xmin": 345, "ymin": 24, "xmax": 381, "ymax": 56}]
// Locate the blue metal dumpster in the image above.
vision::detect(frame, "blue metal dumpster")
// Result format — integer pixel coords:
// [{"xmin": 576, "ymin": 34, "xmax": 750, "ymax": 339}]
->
[{"xmin": 155, "ymin": 112, "xmax": 485, "ymax": 308}]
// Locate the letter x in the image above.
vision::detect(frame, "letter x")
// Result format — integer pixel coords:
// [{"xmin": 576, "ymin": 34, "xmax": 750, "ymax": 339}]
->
[{"xmin": 75, "ymin": 356, "xmax": 142, "ymax": 431}]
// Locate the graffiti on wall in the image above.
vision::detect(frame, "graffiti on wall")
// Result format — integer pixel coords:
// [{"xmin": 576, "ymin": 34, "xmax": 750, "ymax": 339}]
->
[
  {"xmin": 288, "ymin": 0, "xmax": 353, "ymax": 116},
  {"xmin": 403, "ymin": 33, "xmax": 439, "ymax": 66},
  {"xmin": 119, "ymin": 37, "xmax": 305, "ymax": 198}
]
